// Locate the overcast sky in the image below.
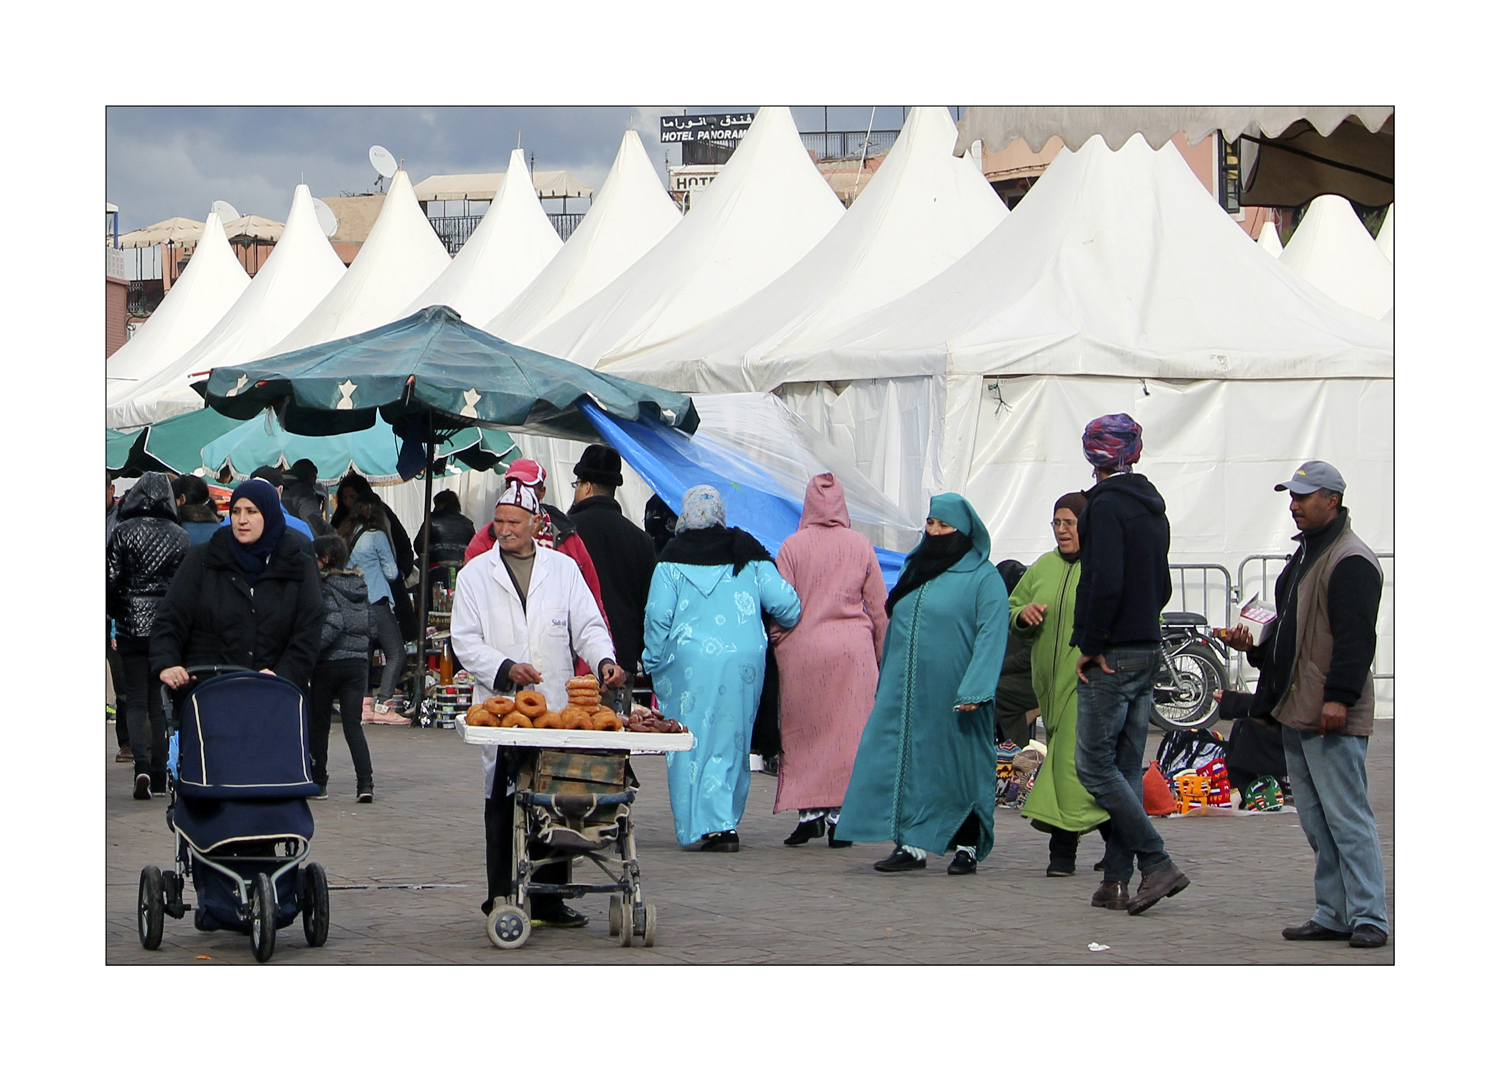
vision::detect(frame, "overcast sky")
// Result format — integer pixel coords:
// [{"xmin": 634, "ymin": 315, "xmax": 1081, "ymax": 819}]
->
[{"xmin": 105, "ymin": 106, "xmax": 935, "ymax": 233}]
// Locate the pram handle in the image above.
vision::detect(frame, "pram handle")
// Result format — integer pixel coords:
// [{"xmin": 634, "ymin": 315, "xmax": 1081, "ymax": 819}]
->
[{"xmin": 181, "ymin": 664, "xmax": 257, "ymax": 678}]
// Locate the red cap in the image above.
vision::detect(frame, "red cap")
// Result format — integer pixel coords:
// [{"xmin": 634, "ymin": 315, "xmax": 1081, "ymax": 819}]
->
[{"xmin": 504, "ymin": 459, "xmax": 546, "ymax": 487}]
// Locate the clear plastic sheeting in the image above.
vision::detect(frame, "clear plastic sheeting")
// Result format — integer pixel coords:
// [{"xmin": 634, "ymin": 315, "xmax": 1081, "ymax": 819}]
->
[{"xmin": 687, "ymin": 393, "xmax": 921, "ymax": 551}]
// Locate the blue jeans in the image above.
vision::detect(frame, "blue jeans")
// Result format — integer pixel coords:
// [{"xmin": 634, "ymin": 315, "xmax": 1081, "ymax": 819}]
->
[
  {"xmin": 1281, "ymin": 726, "xmax": 1388, "ymax": 934},
  {"xmin": 1074, "ymin": 644, "xmax": 1172, "ymax": 884}
]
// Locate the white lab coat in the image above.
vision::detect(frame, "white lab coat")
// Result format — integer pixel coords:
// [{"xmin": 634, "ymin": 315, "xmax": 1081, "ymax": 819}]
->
[{"xmin": 451, "ymin": 541, "xmax": 616, "ymax": 796}]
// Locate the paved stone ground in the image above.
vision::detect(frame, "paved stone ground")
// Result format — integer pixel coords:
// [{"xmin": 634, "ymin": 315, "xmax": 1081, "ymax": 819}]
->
[{"xmin": 106, "ymin": 719, "xmax": 1393, "ymax": 965}]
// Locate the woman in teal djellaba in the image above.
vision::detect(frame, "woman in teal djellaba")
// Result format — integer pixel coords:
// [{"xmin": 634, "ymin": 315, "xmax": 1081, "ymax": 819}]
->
[
  {"xmin": 836, "ymin": 493, "xmax": 1009, "ymax": 875},
  {"xmin": 642, "ymin": 486, "xmax": 802, "ymax": 852}
]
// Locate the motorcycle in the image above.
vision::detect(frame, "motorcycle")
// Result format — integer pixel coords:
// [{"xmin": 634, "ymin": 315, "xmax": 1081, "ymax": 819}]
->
[{"xmin": 1151, "ymin": 612, "xmax": 1229, "ymax": 731}]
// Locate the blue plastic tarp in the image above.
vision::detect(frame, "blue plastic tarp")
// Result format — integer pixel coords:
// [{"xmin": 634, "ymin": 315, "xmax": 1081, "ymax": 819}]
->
[{"xmin": 580, "ymin": 399, "xmax": 907, "ymax": 589}]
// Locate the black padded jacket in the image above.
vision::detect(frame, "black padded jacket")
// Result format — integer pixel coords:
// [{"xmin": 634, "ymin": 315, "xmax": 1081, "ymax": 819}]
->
[{"xmin": 106, "ymin": 476, "xmax": 190, "ymax": 640}]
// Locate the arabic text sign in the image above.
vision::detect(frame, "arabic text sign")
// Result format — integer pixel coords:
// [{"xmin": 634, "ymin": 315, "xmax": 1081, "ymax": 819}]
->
[{"xmin": 660, "ymin": 112, "xmax": 755, "ymax": 143}]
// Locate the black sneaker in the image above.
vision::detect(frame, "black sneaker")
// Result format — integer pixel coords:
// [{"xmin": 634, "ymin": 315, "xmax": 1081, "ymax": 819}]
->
[
  {"xmin": 356, "ymin": 784, "xmax": 374, "ymax": 804},
  {"xmin": 873, "ymin": 847, "xmax": 926, "ymax": 872},
  {"xmin": 1047, "ymin": 856, "xmax": 1077, "ymax": 877},
  {"xmin": 311, "ymin": 784, "xmax": 329, "ymax": 801},
  {"xmin": 531, "ymin": 903, "xmax": 589, "ymax": 928},
  {"xmin": 701, "ymin": 830, "xmax": 740, "ymax": 852},
  {"xmin": 133, "ymin": 774, "xmax": 152, "ymax": 801},
  {"xmin": 947, "ymin": 849, "xmax": 977, "ymax": 875},
  {"xmin": 784, "ymin": 817, "xmax": 826, "ymax": 845}
]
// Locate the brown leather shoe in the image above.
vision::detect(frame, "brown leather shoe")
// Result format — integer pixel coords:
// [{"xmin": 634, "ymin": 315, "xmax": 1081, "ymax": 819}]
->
[
  {"xmin": 1091, "ymin": 880, "xmax": 1129, "ymax": 910},
  {"xmin": 115, "ymin": 746, "xmax": 133, "ymax": 763},
  {"xmin": 1127, "ymin": 863, "xmax": 1190, "ymax": 915}
]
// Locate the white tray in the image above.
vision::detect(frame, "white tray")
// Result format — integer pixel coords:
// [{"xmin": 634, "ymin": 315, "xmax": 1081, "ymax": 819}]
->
[{"xmin": 455, "ymin": 718, "xmax": 696, "ymax": 753}]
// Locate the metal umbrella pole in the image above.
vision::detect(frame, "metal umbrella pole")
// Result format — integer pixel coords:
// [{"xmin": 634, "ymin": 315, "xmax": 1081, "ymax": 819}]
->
[{"xmin": 413, "ymin": 413, "xmax": 436, "ymax": 720}]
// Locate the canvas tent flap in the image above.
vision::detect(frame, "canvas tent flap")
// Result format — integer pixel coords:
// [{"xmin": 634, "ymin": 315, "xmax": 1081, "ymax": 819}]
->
[
  {"xmin": 266, "ymin": 169, "xmax": 453, "ymax": 358},
  {"xmin": 762, "ymin": 135, "xmax": 1393, "ymax": 389},
  {"xmin": 1239, "ymin": 116, "xmax": 1394, "ymax": 208},
  {"xmin": 107, "ymin": 184, "xmax": 347, "ymax": 429},
  {"xmin": 525, "ymin": 106, "xmax": 844, "ymax": 369},
  {"xmin": 955, "ymin": 106, "xmax": 1393, "ymax": 154},
  {"xmin": 1278, "ymin": 194, "xmax": 1393, "ymax": 321},
  {"xmin": 597, "ymin": 106, "xmax": 1008, "ymax": 393},
  {"xmin": 402, "ymin": 149, "xmax": 562, "ymax": 325},
  {"xmin": 1376, "ymin": 203, "xmax": 1394, "ymax": 261},
  {"xmin": 104, "ymin": 212, "xmax": 250, "ymax": 414},
  {"xmin": 1257, "ymin": 220, "xmax": 1283, "ymax": 257},
  {"xmin": 488, "ymin": 130, "xmax": 681, "ymax": 342}
]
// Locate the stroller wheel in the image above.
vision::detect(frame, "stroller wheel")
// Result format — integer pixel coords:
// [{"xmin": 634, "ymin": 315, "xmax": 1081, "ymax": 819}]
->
[
  {"xmin": 250, "ymin": 872, "xmax": 277, "ymax": 963},
  {"xmin": 641, "ymin": 903, "xmax": 658, "ymax": 948},
  {"xmin": 608, "ymin": 895, "xmax": 623, "ymax": 936},
  {"xmin": 487, "ymin": 906, "xmax": 531, "ymax": 950},
  {"xmin": 138, "ymin": 866, "xmax": 165, "ymax": 950},
  {"xmin": 301, "ymin": 863, "xmax": 330, "ymax": 948}
]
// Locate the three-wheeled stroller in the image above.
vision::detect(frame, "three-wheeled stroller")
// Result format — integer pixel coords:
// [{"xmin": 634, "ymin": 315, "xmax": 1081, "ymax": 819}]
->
[{"xmin": 137, "ymin": 666, "xmax": 330, "ymax": 963}]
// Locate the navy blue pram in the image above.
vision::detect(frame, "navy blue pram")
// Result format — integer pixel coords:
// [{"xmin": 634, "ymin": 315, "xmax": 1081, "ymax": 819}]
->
[{"xmin": 137, "ymin": 667, "xmax": 330, "ymax": 963}]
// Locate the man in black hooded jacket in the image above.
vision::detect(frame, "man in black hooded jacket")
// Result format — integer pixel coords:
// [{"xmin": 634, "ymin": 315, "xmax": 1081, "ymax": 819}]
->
[{"xmin": 1069, "ymin": 413, "xmax": 1188, "ymax": 916}]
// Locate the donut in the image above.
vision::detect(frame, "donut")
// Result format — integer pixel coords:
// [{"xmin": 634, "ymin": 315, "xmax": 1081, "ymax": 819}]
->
[
  {"xmin": 567, "ymin": 675, "xmax": 598, "ymax": 688},
  {"xmin": 560, "ymin": 707, "xmax": 592, "ymax": 730},
  {"xmin": 592, "ymin": 711, "xmax": 622, "ymax": 732},
  {"xmin": 492, "ymin": 695, "xmax": 516, "ymax": 716},
  {"xmin": 532, "ymin": 711, "xmax": 564, "ymax": 730},
  {"xmin": 499, "ymin": 712, "xmax": 533, "ymax": 729},
  {"xmin": 515, "ymin": 691, "xmax": 547, "ymax": 718},
  {"xmin": 465, "ymin": 709, "xmax": 501, "ymax": 727},
  {"xmin": 468, "ymin": 704, "xmax": 488, "ymax": 720}
]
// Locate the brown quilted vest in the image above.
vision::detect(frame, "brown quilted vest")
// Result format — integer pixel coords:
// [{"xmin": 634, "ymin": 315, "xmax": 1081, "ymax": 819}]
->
[{"xmin": 1270, "ymin": 521, "xmax": 1382, "ymax": 736}]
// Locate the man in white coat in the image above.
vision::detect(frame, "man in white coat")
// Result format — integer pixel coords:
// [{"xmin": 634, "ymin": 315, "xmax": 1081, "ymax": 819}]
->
[{"xmin": 451, "ymin": 482, "xmax": 626, "ymax": 928}]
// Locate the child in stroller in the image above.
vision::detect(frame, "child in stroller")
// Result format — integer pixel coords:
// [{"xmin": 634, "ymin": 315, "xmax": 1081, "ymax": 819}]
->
[{"xmin": 138, "ymin": 665, "xmax": 330, "ymax": 963}]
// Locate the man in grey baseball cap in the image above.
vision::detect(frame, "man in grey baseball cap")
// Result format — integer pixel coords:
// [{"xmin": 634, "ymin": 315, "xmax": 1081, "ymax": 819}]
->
[{"xmin": 1224, "ymin": 460, "xmax": 1389, "ymax": 949}]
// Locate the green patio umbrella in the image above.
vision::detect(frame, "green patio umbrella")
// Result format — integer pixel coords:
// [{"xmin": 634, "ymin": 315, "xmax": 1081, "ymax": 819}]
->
[
  {"xmin": 203, "ymin": 304, "xmax": 700, "ymax": 709},
  {"xmin": 104, "ymin": 405, "xmax": 516, "ymax": 482}
]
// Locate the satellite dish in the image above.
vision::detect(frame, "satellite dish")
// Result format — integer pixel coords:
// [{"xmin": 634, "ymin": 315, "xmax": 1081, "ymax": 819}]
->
[
  {"xmin": 312, "ymin": 198, "xmax": 339, "ymax": 238},
  {"xmin": 211, "ymin": 200, "xmax": 239, "ymax": 226},
  {"xmin": 369, "ymin": 145, "xmax": 398, "ymax": 179}
]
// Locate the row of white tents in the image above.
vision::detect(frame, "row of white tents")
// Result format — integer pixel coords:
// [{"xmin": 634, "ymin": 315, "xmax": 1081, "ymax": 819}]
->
[{"xmin": 105, "ymin": 106, "xmax": 1393, "ymax": 584}]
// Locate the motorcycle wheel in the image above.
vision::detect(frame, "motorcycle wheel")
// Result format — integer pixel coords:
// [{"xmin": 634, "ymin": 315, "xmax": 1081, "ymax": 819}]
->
[{"xmin": 1151, "ymin": 647, "xmax": 1225, "ymax": 730}]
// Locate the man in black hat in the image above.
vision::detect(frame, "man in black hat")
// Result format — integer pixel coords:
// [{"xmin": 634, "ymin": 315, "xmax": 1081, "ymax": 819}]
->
[{"xmin": 568, "ymin": 445, "xmax": 657, "ymax": 675}]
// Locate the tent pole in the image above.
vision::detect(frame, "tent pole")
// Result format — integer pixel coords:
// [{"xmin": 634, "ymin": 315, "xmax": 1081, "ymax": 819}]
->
[{"xmin": 415, "ymin": 418, "xmax": 435, "ymax": 721}]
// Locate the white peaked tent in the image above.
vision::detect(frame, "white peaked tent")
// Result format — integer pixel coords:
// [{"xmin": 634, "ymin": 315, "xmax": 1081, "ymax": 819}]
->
[
  {"xmin": 403, "ymin": 149, "xmax": 563, "ymax": 325},
  {"xmin": 525, "ymin": 106, "xmax": 844, "ymax": 368},
  {"xmin": 598, "ymin": 106, "xmax": 1009, "ymax": 392},
  {"xmin": 1279, "ymin": 194, "xmax": 1393, "ymax": 320},
  {"xmin": 763, "ymin": 135, "xmax": 1392, "ymax": 564},
  {"xmin": 487, "ymin": 130, "xmax": 681, "ymax": 342},
  {"xmin": 104, "ymin": 212, "xmax": 250, "ymax": 402},
  {"xmin": 1375, "ymin": 202, "xmax": 1394, "ymax": 261},
  {"xmin": 1257, "ymin": 220, "xmax": 1283, "ymax": 256},
  {"xmin": 106, "ymin": 185, "xmax": 347, "ymax": 429},
  {"xmin": 266, "ymin": 169, "xmax": 452, "ymax": 357}
]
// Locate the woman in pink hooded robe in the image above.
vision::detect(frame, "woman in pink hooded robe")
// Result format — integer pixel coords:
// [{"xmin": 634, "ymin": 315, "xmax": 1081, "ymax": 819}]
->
[{"xmin": 771, "ymin": 473, "xmax": 889, "ymax": 847}]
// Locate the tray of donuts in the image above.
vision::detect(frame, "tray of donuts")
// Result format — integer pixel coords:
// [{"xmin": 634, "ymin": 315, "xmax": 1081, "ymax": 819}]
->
[{"xmin": 456, "ymin": 677, "xmax": 695, "ymax": 752}]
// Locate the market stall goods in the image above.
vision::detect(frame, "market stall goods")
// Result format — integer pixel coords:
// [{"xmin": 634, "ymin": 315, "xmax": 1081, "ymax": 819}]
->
[
  {"xmin": 626, "ymin": 708, "xmax": 687, "ymax": 734},
  {"xmin": 500, "ymin": 712, "xmax": 534, "ymax": 729},
  {"xmin": 465, "ymin": 707, "xmax": 502, "ymax": 727},
  {"xmin": 532, "ymin": 711, "xmax": 565, "ymax": 729},
  {"xmin": 485, "ymin": 695, "xmax": 517, "ymax": 717}
]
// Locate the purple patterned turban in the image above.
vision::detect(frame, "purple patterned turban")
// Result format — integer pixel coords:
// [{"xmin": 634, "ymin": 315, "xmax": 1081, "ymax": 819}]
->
[{"xmin": 1081, "ymin": 413, "xmax": 1143, "ymax": 473}]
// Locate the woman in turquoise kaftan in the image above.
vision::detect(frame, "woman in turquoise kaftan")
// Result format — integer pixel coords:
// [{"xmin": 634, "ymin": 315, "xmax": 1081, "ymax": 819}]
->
[
  {"xmin": 836, "ymin": 493, "xmax": 1008, "ymax": 872},
  {"xmin": 642, "ymin": 486, "xmax": 802, "ymax": 850}
]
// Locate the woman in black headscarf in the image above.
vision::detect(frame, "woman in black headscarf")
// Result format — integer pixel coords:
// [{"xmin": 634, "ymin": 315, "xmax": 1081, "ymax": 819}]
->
[{"xmin": 152, "ymin": 478, "xmax": 325, "ymax": 698}]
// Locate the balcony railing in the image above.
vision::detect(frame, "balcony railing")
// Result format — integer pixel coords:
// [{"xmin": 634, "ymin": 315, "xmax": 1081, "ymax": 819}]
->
[
  {"xmin": 429, "ymin": 211, "xmax": 587, "ymax": 254},
  {"xmin": 800, "ymin": 129, "xmax": 901, "ymax": 160}
]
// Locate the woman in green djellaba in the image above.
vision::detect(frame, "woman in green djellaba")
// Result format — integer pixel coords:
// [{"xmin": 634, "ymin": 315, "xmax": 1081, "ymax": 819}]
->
[
  {"xmin": 835, "ymin": 493, "xmax": 1008, "ymax": 876},
  {"xmin": 1012, "ymin": 491, "xmax": 1111, "ymax": 876}
]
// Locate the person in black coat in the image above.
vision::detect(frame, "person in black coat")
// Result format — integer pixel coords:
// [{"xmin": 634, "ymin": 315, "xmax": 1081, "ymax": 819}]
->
[
  {"xmin": 309, "ymin": 534, "xmax": 376, "ymax": 803},
  {"xmin": 107, "ymin": 473, "xmax": 190, "ymax": 798},
  {"xmin": 151, "ymin": 478, "xmax": 325, "ymax": 702},
  {"xmin": 568, "ymin": 445, "xmax": 656, "ymax": 673},
  {"xmin": 414, "ymin": 489, "xmax": 477, "ymax": 591},
  {"xmin": 282, "ymin": 458, "xmax": 331, "ymax": 537}
]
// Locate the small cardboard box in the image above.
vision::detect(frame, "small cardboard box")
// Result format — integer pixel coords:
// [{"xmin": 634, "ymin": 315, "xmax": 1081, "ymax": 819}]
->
[{"xmin": 1237, "ymin": 594, "xmax": 1277, "ymax": 646}]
